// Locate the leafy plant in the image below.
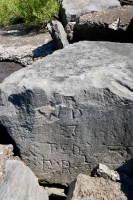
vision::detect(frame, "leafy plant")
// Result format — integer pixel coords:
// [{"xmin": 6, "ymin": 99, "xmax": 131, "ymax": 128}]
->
[{"xmin": 0, "ymin": 0, "xmax": 60, "ymax": 27}]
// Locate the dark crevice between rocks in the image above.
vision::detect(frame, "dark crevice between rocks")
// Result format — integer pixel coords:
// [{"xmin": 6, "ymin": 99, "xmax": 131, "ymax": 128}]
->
[
  {"xmin": 0, "ymin": 122, "xmax": 20, "ymax": 157},
  {"xmin": 40, "ymin": 183, "xmax": 68, "ymax": 200},
  {"xmin": 117, "ymin": 158, "xmax": 133, "ymax": 200},
  {"xmin": 73, "ymin": 17, "xmax": 133, "ymax": 43},
  {"xmin": 49, "ymin": 194, "xmax": 66, "ymax": 200},
  {"xmin": 73, "ymin": 26, "xmax": 133, "ymax": 43},
  {"xmin": 0, "ymin": 61, "xmax": 23, "ymax": 84}
]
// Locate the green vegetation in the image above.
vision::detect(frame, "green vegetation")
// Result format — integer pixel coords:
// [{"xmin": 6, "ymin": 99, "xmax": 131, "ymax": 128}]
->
[{"xmin": 0, "ymin": 0, "xmax": 60, "ymax": 27}]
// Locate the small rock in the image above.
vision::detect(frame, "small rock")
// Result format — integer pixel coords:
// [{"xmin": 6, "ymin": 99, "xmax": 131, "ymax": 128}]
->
[
  {"xmin": 92, "ymin": 163, "xmax": 120, "ymax": 181},
  {"xmin": 65, "ymin": 22, "xmax": 76, "ymax": 41},
  {"xmin": 47, "ymin": 20, "xmax": 69, "ymax": 49}
]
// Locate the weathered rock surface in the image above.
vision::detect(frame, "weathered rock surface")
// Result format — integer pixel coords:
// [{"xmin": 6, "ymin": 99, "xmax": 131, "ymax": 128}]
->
[
  {"xmin": 60, "ymin": 0, "xmax": 120, "ymax": 25},
  {"xmin": 0, "ymin": 41, "xmax": 133, "ymax": 185},
  {"xmin": 93, "ymin": 163, "xmax": 133, "ymax": 186},
  {"xmin": 47, "ymin": 20, "xmax": 69, "ymax": 49},
  {"xmin": 0, "ymin": 160, "xmax": 48, "ymax": 200},
  {"xmin": 92, "ymin": 163, "xmax": 121, "ymax": 181},
  {"xmin": 73, "ymin": 5, "xmax": 133, "ymax": 42},
  {"xmin": 66, "ymin": 174, "xmax": 133, "ymax": 200},
  {"xmin": 0, "ymin": 144, "xmax": 16, "ymax": 180},
  {"xmin": 65, "ymin": 22, "xmax": 76, "ymax": 42},
  {"xmin": 0, "ymin": 24, "xmax": 54, "ymax": 66}
]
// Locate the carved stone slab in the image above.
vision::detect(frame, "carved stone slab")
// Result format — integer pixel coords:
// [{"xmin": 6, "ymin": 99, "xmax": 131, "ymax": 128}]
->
[{"xmin": 0, "ymin": 41, "xmax": 133, "ymax": 185}]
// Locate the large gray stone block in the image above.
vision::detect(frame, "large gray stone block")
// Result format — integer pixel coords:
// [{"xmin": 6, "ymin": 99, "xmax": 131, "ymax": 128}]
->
[
  {"xmin": 0, "ymin": 41, "xmax": 133, "ymax": 185},
  {"xmin": 60, "ymin": 0, "xmax": 120, "ymax": 25},
  {"xmin": 73, "ymin": 5, "xmax": 133, "ymax": 42},
  {"xmin": 0, "ymin": 160, "xmax": 48, "ymax": 200}
]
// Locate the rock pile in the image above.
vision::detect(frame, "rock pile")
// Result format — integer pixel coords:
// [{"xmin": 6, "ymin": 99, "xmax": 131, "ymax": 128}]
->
[
  {"xmin": 1, "ymin": 41, "xmax": 133, "ymax": 186},
  {"xmin": 0, "ymin": 0, "xmax": 133, "ymax": 199}
]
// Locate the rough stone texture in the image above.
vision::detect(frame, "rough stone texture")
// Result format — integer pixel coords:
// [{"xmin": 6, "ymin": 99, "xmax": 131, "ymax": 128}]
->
[
  {"xmin": 0, "ymin": 160, "xmax": 48, "ymax": 200},
  {"xmin": 65, "ymin": 22, "xmax": 76, "ymax": 41},
  {"xmin": 0, "ymin": 144, "xmax": 13, "ymax": 179},
  {"xmin": 0, "ymin": 144, "xmax": 19, "ymax": 180},
  {"xmin": 47, "ymin": 20, "xmax": 69, "ymax": 49},
  {"xmin": 0, "ymin": 24, "xmax": 54, "ymax": 66},
  {"xmin": 92, "ymin": 163, "xmax": 133, "ymax": 186},
  {"xmin": 66, "ymin": 174, "xmax": 133, "ymax": 200},
  {"xmin": 93, "ymin": 163, "xmax": 120, "ymax": 181},
  {"xmin": 0, "ymin": 41, "xmax": 133, "ymax": 185},
  {"xmin": 60, "ymin": 0, "xmax": 120, "ymax": 25},
  {"xmin": 44, "ymin": 186, "xmax": 66, "ymax": 199},
  {"xmin": 73, "ymin": 5, "xmax": 133, "ymax": 42}
]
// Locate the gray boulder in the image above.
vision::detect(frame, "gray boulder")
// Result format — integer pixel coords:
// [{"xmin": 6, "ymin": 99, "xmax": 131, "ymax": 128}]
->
[
  {"xmin": 66, "ymin": 174, "xmax": 133, "ymax": 200},
  {"xmin": 0, "ymin": 160, "xmax": 48, "ymax": 200},
  {"xmin": 73, "ymin": 5, "xmax": 133, "ymax": 42},
  {"xmin": 0, "ymin": 41, "xmax": 133, "ymax": 185},
  {"xmin": 60, "ymin": 0, "xmax": 120, "ymax": 26},
  {"xmin": 47, "ymin": 20, "xmax": 69, "ymax": 49}
]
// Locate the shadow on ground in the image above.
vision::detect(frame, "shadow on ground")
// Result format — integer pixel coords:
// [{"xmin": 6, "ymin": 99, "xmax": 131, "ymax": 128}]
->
[{"xmin": 32, "ymin": 41, "xmax": 55, "ymax": 59}]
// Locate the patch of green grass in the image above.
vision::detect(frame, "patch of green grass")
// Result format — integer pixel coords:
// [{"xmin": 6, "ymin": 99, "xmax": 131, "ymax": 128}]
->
[{"xmin": 0, "ymin": 0, "xmax": 60, "ymax": 27}]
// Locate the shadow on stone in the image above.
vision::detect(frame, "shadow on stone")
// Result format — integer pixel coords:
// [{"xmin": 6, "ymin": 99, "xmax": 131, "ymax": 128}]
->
[
  {"xmin": 0, "ymin": 122, "xmax": 20, "ymax": 157},
  {"xmin": 126, "ymin": 18, "xmax": 133, "ymax": 43},
  {"xmin": 117, "ymin": 158, "xmax": 133, "ymax": 200},
  {"xmin": 73, "ymin": 25, "xmax": 132, "ymax": 43},
  {"xmin": 49, "ymin": 194, "xmax": 66, "ymax": 200},
  {"xmin": 117, "ymin": 157, "xmax": 133, "ymax": 178},
  {"xmin": 32, "ymin": 41, "xmax": 55, "ymax": 59}
]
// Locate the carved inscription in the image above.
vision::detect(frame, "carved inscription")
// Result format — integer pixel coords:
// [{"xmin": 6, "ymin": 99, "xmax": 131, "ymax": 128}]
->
[
  {"xmin": 62, "ymin": 160, "xmax": 70, "ymax": 173},
  {"xmin": 43, "ymin": 160, "xmax": 52, "ymax": 170},
  {"xmin": 73, "ymin": 145, "xmax": 80, "ymax": 155}
]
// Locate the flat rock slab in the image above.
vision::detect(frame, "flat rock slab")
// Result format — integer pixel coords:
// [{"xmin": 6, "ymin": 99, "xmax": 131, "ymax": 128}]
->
[
  {"xmin": 0, "ymin": 41, "xmax": 133, "ymax": 185},
  {"xmin": 0, "ymin": 24, "xmax": 54, "ymax": 66},
  {"xmin": 0, "ymin": 160, "xmax": 48, "ymax": 200},
  {"xmin": 61, "ymin": 0, "xmax": 120, "ymax": 25},
  {"xmin": 73, "ymin": 5, "xmax": 133, "ymax": 42},
  {"xmin": 66, "ymin": 174, "xmax": 133, "ymax": 200}
]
